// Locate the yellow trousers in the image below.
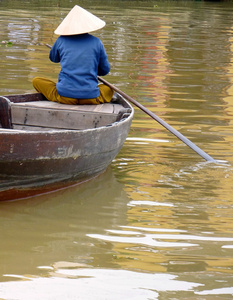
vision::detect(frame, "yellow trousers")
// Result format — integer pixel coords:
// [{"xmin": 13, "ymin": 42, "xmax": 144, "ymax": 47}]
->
[{"xmin": 32, "ymin": 77, "xmax": 114, "ymax": 105}]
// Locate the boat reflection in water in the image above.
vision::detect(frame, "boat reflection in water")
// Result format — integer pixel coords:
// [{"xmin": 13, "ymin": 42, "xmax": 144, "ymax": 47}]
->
[
  {"xmin": 0, "ymin": 167, "xmax": 203, "ymax": 299},
  {"xmin": 0, "ymin": 168, "xmax": 129, "ymax": 279}
]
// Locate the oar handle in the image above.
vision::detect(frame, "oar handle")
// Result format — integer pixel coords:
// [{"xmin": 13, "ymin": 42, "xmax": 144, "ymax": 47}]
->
[
  {"xmin": 98, "ymin": 76, "xmax": 216, "ymax": 162},
  {"xmin": 45, "ymin": 43, "xmax": 52, "ymax": 49}
]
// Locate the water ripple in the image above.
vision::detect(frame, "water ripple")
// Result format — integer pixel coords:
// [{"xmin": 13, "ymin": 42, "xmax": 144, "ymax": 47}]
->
[{"xmin": 0, "ymin": 269, "xmax": 202, "ymax": 300}]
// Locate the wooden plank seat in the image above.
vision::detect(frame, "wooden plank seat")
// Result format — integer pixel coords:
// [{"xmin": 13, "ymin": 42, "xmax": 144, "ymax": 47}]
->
[{"xmin": 11, "ymin": 100, "xmax": 127, "ymax": 130}]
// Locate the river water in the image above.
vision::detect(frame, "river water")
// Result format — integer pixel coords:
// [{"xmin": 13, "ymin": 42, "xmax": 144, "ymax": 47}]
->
[{"xmin": 1, "ymin": 0, "xmax": 233, "ymax": 299}]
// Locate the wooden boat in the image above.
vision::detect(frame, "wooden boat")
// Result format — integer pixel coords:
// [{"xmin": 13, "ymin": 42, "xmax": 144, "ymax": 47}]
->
[{"xmin": 0, "ymin": 92, "xmax": 133, "ymax": 201}]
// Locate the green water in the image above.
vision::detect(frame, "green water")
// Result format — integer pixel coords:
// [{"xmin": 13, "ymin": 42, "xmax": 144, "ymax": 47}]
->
[{"xmin": 1, "ymin": 0, "xmax": 233, "ymax": 299}]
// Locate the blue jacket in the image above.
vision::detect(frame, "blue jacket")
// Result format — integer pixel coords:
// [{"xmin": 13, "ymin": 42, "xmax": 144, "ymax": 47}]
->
[{"xmin": 49, "ymin": 34, "xmax": 111, "ymax": 99}]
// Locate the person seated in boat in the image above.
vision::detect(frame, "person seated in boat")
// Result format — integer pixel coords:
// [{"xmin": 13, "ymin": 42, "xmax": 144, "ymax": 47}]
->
[{"xmin": 32, "ymin": 5, "xmax": 114, "ymax": 105}]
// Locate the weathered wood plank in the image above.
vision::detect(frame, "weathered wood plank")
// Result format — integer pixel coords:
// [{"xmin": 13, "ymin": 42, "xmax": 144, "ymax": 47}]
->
[
  {"xmin": 0, "ymin": 96, "xmax": 12, "ymax": 129},
  {"xmin": 12, "ymin": 125, "xmax": 63, "ymax": 131},
  {"xmin": 11, "ymin": 105, "xmax": 119, "ymax": 130},
  {"xmin": 11, "ymin": 101, "xmax": 128, "ymax": 130},
  {"xmin": 5, "ymin": 93, "xmax": 46, "ymax": 103},
  {"xmin": 11, "ymin": 100, "xmax": 124, "ymax": 114}
]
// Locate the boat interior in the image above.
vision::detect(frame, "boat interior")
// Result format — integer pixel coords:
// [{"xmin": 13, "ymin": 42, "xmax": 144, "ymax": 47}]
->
[{"xmin": 0, "ymin": 94, "xmax": 131, "ymax": 131}]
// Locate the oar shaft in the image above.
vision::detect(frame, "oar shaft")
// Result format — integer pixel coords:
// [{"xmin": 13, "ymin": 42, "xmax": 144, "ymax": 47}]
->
[
  {"xmin": 44, "ymin": 42, "xmax": 215, "ymax": 162},
  {"xmin": 98, "ymin": 76, "xmax": 216, "ymax": 162}
]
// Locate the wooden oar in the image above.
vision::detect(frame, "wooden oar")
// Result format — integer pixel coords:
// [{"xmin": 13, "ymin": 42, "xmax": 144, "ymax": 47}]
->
[
  {"xmin": 44, "ymin": 44, "xmax": 215, "ymax": 162},
  {"xmin": 98, "ymin": 76, "xmax": 216, "ymax": 162}
]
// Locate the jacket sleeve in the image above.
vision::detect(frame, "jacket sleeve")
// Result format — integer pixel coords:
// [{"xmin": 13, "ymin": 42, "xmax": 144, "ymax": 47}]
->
[
  {"xmin": 98, "ymin": 42, "xmax": 111, "ymax": 76},
  {"xmin": 49, "ymin": 39, "xmax": 60, "ymax": 63}
]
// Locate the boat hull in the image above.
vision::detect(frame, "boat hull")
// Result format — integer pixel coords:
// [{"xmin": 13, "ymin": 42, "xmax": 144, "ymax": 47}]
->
[
  {"xmin": 1, "ymin": 120, "xmax": 131, "ymax": 176},
  {"xmin": 0, "ymin": 94, "xmax": 133, "ymax": 200}
]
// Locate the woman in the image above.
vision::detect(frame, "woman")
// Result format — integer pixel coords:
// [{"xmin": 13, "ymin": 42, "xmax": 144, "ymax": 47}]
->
[{"xmin": 33, "ymin": 5, "xmax": 114, "ymax": 105}]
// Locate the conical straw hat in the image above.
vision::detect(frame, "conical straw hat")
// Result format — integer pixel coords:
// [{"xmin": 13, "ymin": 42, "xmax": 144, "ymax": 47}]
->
[{"xmin": 54, "ymin": 5, "xmax": 106, "ymax": 36}]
